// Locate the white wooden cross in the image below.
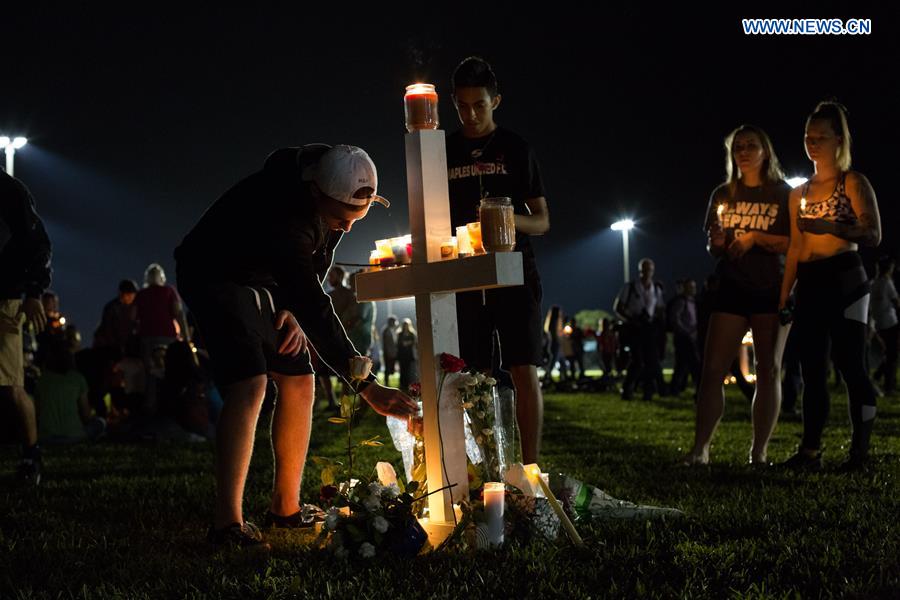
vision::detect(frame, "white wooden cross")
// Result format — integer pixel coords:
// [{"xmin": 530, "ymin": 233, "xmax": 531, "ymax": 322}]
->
[{"xmin": 355, "ymin": 130, "xmax": 523, "ymax": 544}]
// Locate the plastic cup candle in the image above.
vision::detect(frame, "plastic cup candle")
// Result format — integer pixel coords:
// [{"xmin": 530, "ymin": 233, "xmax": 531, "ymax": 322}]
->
[
  {"xmin": 404, "ymin": 83, "xmax": 439, "ymax": 132},
  {"xmin": 456, "ymin": 225, "xmax": 473, "ymax": 256},
  {"xmin": 483, "ymin": 482, "xmax": 505, "ymax": 547},
  {"xmin": 375, "ymin": 239, "xmax": 393, "ymax": 259},
  {"xmin": 466, "ymin": 222, "xmax": 485, "ymax": 254}
]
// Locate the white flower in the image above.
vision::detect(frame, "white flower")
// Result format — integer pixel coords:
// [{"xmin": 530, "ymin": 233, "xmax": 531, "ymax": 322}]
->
[
  {"xmin": 324, "ymin": 508, "xmax": 341, "ymax": 531},
  {"xmin": 368, "ymin": 481, "xmax": 384, "ymax": 497},
  {"xmin": 373, "ymin": 515, "xmax": 390, "ymax": 533},
  {"xmin": 335, "ymin": 546, "xmax": 350, "ymax": 559},
  {"xmin": 463, "ymin": 374, "xmax": 478, "ymax": 387},
  {"xmin": 485, "ymin": 377, "xmax": 497, "ymax": 386},
  {"xmin": 359, "ymin": 542, "xmax": 376, "ymax": 558},
  {"xmin": 475, "ymin": 372, "xmax": 486, "ymax": 383},
  {"xmin": 363, "ymin": 495, "xmax": 381, "ymax": 512},
  {"xmin": 349, "ymin": 356, "xmax": 373, "ymax": 381},
  {"xmin": 383, "ymin": 484, "xmax": 400, "ymax": 499},
  {"xmin": 482, "ymin": 428, "xmax": 494, "ymax": 437}
]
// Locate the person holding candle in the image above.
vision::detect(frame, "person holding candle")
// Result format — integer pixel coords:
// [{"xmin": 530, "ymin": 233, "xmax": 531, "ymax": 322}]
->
[
  {"xmin": 682, "ymin": 125, "xmax": 791, "ymax": 466},
  {"xmin": 779, "ymin": 101, "xmax": 882, "ymax": 472},
  {"xmin": 174, "ymin": 144, "xmax": 418, "ymax": 548},
  {"xmin": 446, "ymin": 57, "xmax": 550, "ymax": 465}
]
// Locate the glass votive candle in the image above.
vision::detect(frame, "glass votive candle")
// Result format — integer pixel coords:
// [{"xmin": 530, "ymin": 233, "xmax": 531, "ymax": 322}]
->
[
  {"xmin": 440, "ymin": 237, "xmax": 458, "ymax": 260},
  {"xmin": 404, "ymin": 83, "xmax": 439, "ymax": 132},
  {"xmin": 456, "ymin": 225, "xmax": 473, "ymax": 256},
  {"xmin": 369, "ymin": 250, "xmax": 382, "ymax": 271},
  {"xmin": 466, "ymin": 222, "xmax": 485, "ymax": 255}
]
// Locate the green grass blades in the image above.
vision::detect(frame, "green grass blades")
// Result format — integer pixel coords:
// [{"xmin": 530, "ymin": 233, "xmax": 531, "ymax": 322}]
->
[{"xmin": 1, "ymin": 386, "xmax": 899, "ymax": 598}]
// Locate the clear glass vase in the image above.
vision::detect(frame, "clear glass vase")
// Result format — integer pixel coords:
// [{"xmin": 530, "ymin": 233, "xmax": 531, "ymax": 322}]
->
[{"xmin": 493, "ymin": 386, "xmax": 521, "ymax": 480}]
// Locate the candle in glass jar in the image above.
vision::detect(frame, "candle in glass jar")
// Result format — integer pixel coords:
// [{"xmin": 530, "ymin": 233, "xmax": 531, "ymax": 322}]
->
[
  {"xmin": 404, "ymin": 84, "xmax": 439, "ymax": 132},
  {"xmin": 483, "ymin": 482, "xmax": 505, "ymax": 547},
  {"xmin": 440, "ymin": 237, "xmax": 458, "ymax": 260},
  {"xmin": 480, "ymin": 197, "xmax": 516, "ymax": 252}
]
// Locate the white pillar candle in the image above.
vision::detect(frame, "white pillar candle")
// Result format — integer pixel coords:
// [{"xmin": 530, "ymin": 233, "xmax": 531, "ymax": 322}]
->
[{"xmin": 483, "ymin": 482, "xmax": 505, "ymax": 547}]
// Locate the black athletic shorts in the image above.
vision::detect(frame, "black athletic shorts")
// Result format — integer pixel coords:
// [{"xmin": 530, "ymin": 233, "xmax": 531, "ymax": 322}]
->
[
  {"xmin": 712, "ymin": 277, "xmax": 779, "ymax": 317},
  {"xmin": 456, "ymin": 275, "xmax": 544, "ymax": 370},
  {"xmin": 177, "ymin": 277, "xmax": 313, "ymax": 387}
]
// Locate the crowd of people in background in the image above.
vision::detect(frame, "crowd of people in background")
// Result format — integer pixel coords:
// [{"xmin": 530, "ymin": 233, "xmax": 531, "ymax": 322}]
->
[
  {"xmin": 7, "ymin": 263, "xmax": 222, "ymax": 454},
  {"xmin": 3, "ymin": 96, "xmax": 896, "ymax": 488}
]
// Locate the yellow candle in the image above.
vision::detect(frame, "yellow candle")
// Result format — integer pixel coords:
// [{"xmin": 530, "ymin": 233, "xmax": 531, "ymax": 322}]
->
[
  {"xmin": 483, "ymin": 482, "xmax": 505, "ymax": 547},
  {"xmin": 526, "ymin": 464, "xmax": 584, "ymax": 548}
]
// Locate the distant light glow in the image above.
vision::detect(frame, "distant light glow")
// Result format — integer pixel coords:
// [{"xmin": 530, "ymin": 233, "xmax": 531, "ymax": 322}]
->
[
  {"xmin": 786, "ymin": 176, "xmax": 808, "ymax": 188},
  {"xmin": 610, "ymin": 219, "xmax": 634, "ymax": 232},
  {"xmin": 0, "ymin": 136, "xmax": 27, "ymax": 150}
]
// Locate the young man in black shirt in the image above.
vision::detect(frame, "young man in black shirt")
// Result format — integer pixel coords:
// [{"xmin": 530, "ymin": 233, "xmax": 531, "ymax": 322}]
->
[
  {"xmin": 447, "ymin": 57, "xmax": 550, "ymax": 464},
  {"xmin": 175, "ymin": 144, "xmax": 417, "ymax": 547}
]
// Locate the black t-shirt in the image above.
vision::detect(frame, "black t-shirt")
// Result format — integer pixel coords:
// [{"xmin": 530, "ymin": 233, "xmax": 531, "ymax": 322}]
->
[
  {"xmin": 446, "ymin": 126, "xmax": 546, "ymax": 282},
  {"xmin": 174, "ymin": 146, "xmax": 360, "ymax": 383},
  {"xmin": 703, "ymin": 180, "xmax": 791, "ymax": 290}
]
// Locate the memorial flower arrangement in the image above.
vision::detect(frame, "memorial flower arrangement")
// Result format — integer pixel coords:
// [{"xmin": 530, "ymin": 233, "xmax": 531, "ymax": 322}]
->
[
  {"xmin": 315, "ymin": 474, "xmax": 432, "ymax": 559},
  {"xmin": 457, "ymin": 370, "xmax": 501, "ymax": 483}
]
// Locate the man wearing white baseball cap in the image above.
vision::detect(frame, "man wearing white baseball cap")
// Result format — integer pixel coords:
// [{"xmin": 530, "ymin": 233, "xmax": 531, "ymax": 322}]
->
[{"xmin": 175, "ymin": 144, "xmax": 416, "ymax": 549}]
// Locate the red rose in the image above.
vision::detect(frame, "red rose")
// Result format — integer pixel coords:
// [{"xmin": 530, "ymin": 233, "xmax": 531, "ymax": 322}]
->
[
  {"xmin": 408, "ymin": 382, "xmax": 421, "ymax": 398},
  {"xmin": 439, "ymin": 353, "xmax": 466, "ymax": 373}
]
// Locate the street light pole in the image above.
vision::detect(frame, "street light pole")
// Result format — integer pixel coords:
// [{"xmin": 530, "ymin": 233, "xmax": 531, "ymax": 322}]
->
[
  {"xmin": 0, "ymin": 136, "xmax": 28, "ymax": 177},
  {"xmin": 610, "ymin": 219, "xmax": 635, "ymax": 284}
]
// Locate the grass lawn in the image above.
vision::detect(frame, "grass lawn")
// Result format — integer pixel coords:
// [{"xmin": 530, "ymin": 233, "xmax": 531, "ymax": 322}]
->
[{"xmin": 2, "ymin": 385, "xmax": 899, "ymax": 599}]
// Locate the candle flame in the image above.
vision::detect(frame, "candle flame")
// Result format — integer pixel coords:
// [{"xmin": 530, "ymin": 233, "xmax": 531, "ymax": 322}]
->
[
  {"xmin": 406, "ymin": 83, "xmax": 436, "ymax": 95},
  {"xmin": 717, "ymin": 203, "xmax": 725, "ymax": 218}
]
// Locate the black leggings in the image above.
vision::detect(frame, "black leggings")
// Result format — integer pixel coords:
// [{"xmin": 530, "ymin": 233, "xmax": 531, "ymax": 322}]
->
[{"xmin": 795, "ymin": 252, "xmax": 877, "ymax": 456}]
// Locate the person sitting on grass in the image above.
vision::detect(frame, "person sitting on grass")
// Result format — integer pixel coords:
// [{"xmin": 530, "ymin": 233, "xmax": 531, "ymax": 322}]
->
[{"xmin": 36, "ymin": 338, "xmax": 105, "ymax": 444}]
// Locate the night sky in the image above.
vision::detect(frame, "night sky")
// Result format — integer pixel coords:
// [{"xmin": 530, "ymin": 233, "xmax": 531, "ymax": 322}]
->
[{"xmin": 3, "ymin": 6, "xmax": 898, "ymax": 341}]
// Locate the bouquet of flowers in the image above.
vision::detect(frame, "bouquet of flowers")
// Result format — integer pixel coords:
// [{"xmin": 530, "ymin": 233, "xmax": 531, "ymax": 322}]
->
[
  {"xmin": 316, "ymin": 477, "xmax": 430, "ymax": 559},
  {"xmin": 457, "ymin": 370, "xmax": 501, "ymax": 483}
]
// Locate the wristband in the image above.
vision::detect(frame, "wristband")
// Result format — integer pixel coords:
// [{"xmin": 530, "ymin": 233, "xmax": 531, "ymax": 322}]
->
[{"xmin": 354, "ymin": 373, "xmax": 377, "ymax": 394}]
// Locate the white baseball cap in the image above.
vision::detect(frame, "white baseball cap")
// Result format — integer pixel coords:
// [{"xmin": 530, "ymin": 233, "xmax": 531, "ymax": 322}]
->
[{"xmin": 305, "ymin": 145, "xmax": 390, "ymax": 208}]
